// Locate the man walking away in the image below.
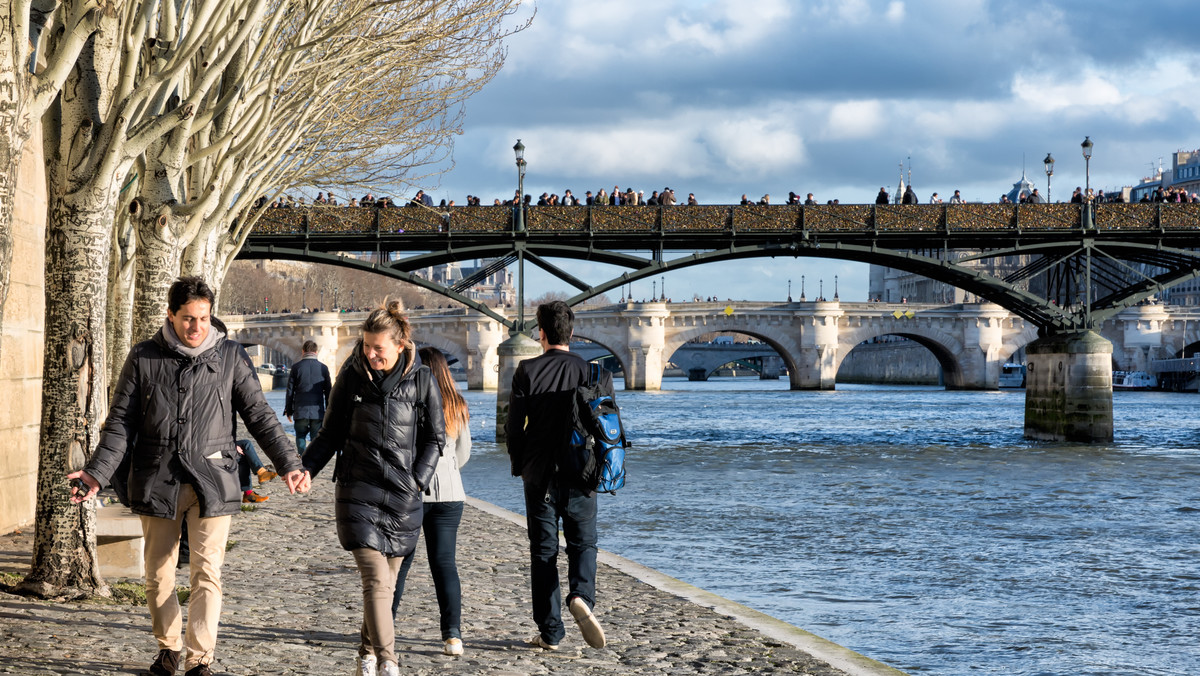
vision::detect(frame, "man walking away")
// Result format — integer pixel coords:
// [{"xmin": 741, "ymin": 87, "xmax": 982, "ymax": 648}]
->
[
  {"xmin": 506, "ymin": 301, "xmax": 611, "ymax": 651},
  {"xmin": 284, "ymin": 340, "xmax": 332, "ymax": 456},
  {"xmin": 68, "ymin": 276, "xmax": 310, "ymax": 676}
]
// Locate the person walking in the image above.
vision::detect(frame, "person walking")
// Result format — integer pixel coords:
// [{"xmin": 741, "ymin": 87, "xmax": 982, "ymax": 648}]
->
[
  {"xmin": 391, "ymin": 347, "xmax": 471, "ymax": 656},
  {"xmin": 284, "ymin": 339, "xmax": 332, "ymax": 456},
  {"xmin": 506, "ymin": 300, "xmax": 612, "ymax": 651},
  {"xmin": 68, "ymin": 276, "xmax": 308, "ymax": 676},
  {"xmin": 302, "ymin": 300, "xmax": 445, "ymax": 676}
]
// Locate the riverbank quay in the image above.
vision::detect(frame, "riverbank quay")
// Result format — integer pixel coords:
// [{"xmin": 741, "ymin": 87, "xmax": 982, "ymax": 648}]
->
[{"xmin": 0, "ymin": 477, "xmax": 904, "ymax": 676}]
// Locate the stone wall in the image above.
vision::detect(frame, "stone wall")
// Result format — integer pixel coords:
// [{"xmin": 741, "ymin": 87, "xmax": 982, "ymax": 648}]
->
[
  {"xmin": 836, "ymin": 341, "xmax": 942, "ymax": 385},
  {"xmin": 0, "ymin": 125, "xmax": 46, "ymax": 534}
]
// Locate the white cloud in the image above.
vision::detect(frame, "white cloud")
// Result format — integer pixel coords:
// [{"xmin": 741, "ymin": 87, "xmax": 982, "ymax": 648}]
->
[
  {"xmin": 1012, "ymin": 70, "xmax": 1124, "ymax": 112},
  {"xmin": 885, "ymin": 1, "xmax": 905, "ymax": 22},
  {"xmin": 824, "ymin": 100, "xmax": 885, "ymax": 140}
]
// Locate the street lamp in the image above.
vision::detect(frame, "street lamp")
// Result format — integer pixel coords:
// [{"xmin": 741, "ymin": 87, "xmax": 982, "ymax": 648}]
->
[
  {"xmin": 834, "ymin": 275, "xmax": 839, "ymax": 301},
  {"xmin": 513, "ymin": 139, "xmax": 526, "ymax": 232},
  {"xmin": 1043, "ymin": 152, "xmax": 1055, "ymax": 203},
  {"xmin": 333, "ymin": 287, "xmax": 339, "ymax": 310},
  {"xmin": 319, "ymin": 289, "xmax": 324, "ymax": 311},
  {"xmin": 513, "ymin": 139, "xmax": 527, "ymax": 332},
  {"xmin": 800, "ymin": 275, "xmax": 806, "ymax": 302},
  {"xmin": 351, "ymin": 289, "xmax": 355, "ymax": 310},
  {"xmin": 788, "ymin": 279, "xmax": 792, "ymax": 302},
  {"xmin": 1081, "ymin": 136, "xmax": 1093, "ymax": 193},
  {"xmin": 302, "ymin": 286, "xmax": 307, "ymax": 311}
]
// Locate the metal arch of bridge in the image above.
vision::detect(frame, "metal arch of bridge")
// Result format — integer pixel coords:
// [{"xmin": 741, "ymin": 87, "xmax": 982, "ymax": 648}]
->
[{"xmin": 239, "ymin": 203, "xmax": 1200, "ymax": 334}]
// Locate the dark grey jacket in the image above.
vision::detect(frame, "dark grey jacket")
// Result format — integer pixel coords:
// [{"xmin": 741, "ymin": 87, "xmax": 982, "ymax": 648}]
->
[
  {"xmin": 85, "ymin": 319, "xmax": 302, "ymax": 519},
  {"xmin": 284, "ymin": 355, "xmax": 331, "ymax": 420},
  {"xmin": 302, "ymin": 341, "xmax": 445, "ymax": 557}
]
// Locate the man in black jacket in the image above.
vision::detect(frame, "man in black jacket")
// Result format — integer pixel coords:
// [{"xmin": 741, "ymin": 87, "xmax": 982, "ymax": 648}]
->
[
  {"xmin": 284, "ymin": 340, "xmax": 332, "ymax": 456},
  {"xmin": 506, "ymin": 301, "xmax": 610, "ymax": 652},
  {"xmin": 68, "ymin": 276, "xmax": 309, "ymax": 676}
]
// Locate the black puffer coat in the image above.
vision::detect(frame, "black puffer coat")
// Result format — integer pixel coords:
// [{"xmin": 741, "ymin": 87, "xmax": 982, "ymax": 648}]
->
[
  {"xmin": 303, "ymin": 341, "xmax": 445, "ymax": 557},
  {"xmin": 85, "ymin": 319, "xmax": 301, "ymax": 519}
]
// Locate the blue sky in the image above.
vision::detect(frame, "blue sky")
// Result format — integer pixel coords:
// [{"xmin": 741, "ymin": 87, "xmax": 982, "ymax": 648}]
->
[{"xmin": 417, "ymin": 0, "xmax": 1200, "ymax": 303}]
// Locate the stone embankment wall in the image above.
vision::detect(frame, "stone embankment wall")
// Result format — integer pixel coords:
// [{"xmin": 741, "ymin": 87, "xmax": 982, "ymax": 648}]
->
[
  {"xmin": 0, "ymin": 125, "xmax": 46, "ymax": 533},
  {"xmin": 836, "ymin": 342, "xmax": 941, "ymax": 385}
]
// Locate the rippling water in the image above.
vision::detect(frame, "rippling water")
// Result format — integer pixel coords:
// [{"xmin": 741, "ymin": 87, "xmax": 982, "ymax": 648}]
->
[{"xmin": 268, "ymin": 380, "xmax": 1200, "ymax": 675}]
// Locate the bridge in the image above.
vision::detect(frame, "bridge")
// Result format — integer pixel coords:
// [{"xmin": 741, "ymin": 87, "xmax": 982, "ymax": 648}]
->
[
  {"xmin": 238, "ymin": 203, "xmax": 1200, "ymax": 442},
  {"xmin": 221, "ymin": 300, "xmax": 1195, "ymax": 391}
]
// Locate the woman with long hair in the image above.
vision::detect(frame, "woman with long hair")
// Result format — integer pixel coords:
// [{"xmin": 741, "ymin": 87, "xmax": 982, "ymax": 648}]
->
[
  {"xmin": 302, "ymin": 300, "xmax": 445, "ymax": 676},
  {"xmin": 391, "ymin": 347, "xmax": 471, "ymax": 656}
]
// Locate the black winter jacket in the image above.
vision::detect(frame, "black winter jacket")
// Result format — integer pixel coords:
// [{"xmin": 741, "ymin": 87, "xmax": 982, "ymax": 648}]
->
[
  {"xmin": 85, "ymin": 319, "xmax": 302, "ymax": 519},
  {"xmin": 302, "ymin": 341, "xmax": 445, "ymax": 557},
  {"xmin": 505, "ymin": 348, "xmax": 615, "ymax": 492}
]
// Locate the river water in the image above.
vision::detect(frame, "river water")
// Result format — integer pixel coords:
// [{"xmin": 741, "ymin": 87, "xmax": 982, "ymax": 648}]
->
[{"xmin": 266, "ymin": 379, "xmax": 1200, "ymax": 675}]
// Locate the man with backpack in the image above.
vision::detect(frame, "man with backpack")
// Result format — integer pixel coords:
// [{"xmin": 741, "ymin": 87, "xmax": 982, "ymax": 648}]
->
[{"xmin": 506, "ymin": 301, "xmax": 612, "ymax": 651}]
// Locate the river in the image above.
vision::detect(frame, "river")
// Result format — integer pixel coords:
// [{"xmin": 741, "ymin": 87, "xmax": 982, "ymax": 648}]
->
[{"xmin": 266, "ymin": 379, "xmax": 1200, "ymax": 675}]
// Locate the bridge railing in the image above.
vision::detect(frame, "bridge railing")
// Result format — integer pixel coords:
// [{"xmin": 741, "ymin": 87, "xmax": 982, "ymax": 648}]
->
[{"xmin": 248, "ymin": 203, "xmax": 1200, "ymax": 237}]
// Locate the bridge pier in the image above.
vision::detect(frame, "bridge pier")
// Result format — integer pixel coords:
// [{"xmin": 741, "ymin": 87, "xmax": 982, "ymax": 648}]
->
[
  {"xmin": 465, "ymin": 319, "xmax": 505, "ymax": 390},
  {"xmin": 954, "ymin": 303, "xmax": 1010, "ymax": 390},
  {"xmin": 759, "ymin": 355, "xmax": 783, "ymax": 380},
  {"xmin": 620, "ymin": 303, "xmax": 670, "ymax": 390},
  {"xmin": 1024, "ymin": 330, "xmax": 1113, "ymax": 443},
  {"xmin": 495, "ymin": 333, "xmax": 542, "ymax": 445},
  {"xmin": 792, "ymin": 302, "xmax": 843, "ymax": 390}
]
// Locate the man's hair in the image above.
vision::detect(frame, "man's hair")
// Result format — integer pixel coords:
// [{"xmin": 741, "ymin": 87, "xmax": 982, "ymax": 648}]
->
[
  {"xmin": 167, "ymin": 276, "xmax": 216, "ymax": 313},
  {"xmin": 302, "ymin": 340, "xmax": 318, "ymax": 353},
  {"xmin": 536, "ymin": 301, "xmax": 574, "ymax": 345}
]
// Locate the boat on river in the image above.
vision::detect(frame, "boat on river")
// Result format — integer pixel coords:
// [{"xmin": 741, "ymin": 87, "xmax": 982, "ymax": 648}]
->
[
  {"xmin": 1113, "ymin": 370, "xmax": 1157, "ymax": 391},
  {"xmin": 999, "ymin": 363, "xmax": 1025, "ymax": 388}
]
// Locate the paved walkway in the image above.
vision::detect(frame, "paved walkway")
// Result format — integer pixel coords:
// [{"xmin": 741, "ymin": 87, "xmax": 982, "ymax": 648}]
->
[{"xmin": 0, "ymin": 476, "xmax": 904, "ymax": 675}]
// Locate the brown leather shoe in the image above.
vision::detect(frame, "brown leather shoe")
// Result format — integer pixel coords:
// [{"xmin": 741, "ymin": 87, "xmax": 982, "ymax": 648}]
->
[
  {"xmin": 242, "ymin": 490, "xmax": 269, "ymax": 503},
  {"xmin": 256, "ymin": 468, "xmax": 278, "ymax": 484},
  {"xmin": 143, "ymin": 649, "xmax": 181, "ymax": 676},
  {"xmin": 183, "ymin": 665, "xmax": 213, "ymax": 676}
]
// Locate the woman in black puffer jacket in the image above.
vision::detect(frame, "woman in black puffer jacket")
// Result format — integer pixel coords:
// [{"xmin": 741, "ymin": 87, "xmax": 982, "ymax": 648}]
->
[{"xmin": 303, "ymin": 300, "xmax": 445, "ymax": 676}]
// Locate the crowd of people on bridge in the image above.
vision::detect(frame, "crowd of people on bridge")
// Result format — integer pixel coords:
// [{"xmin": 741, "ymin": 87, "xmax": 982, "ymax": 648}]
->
[{"xmin": 255, "ymin": 181, "xmax": 1199, "ymax": 211}]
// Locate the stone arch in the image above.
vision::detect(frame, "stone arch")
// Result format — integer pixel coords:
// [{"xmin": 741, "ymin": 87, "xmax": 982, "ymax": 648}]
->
[
  {"xmin": 412, "ymin": 334, "xmax": 469, "ymax": 368},
  {"xmin": 995, "ymin": 323, "xmax": 1041, "ymax": 364},
  {"xmin": 227, "ymin": 329, "xmax": 303, "ymax": 367},
  {"xmin": 663, "ymin": 323, "xmax": 799, "ymax": 376},
  {"xmin": 835, "ymin": 323, "xmax": 965, "ymax": 388},
  {"xmin": 570, "ymin": 331, "xmax": 631, "ymax": 378},
  {"xmin": 662, "ymin": 325, "xmax": 798, "ymax": 381}
]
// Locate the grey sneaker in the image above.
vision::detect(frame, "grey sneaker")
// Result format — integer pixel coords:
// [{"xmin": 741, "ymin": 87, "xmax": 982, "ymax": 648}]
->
[
  {"xmin": 354, "ymin": 654, "xmax": 377, "ymax": 676},
  {"xmin": 527, "ymin": 634, "xmax": 559, "ymax": 651},
  {"xmin": 569, "ymin": 596, "xmax": 607, "ymax": 648}
]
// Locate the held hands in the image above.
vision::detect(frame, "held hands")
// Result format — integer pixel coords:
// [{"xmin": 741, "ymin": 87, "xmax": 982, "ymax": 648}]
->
[
  {"xmin": 283, "ymin": 469, "xmax": 311, "ymax": 494},
  {"xmin": 66, "ymin": 470, "xmax": 100, "ymax": 504}
]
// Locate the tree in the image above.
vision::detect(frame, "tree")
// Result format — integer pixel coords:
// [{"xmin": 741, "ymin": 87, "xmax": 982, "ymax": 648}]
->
[
  {"xmin": 0, "ymin": 0, "xmax": 105, "ymax": 367},
  {"xmin": 25, "ymin": 0, "xmax": 276, "ymax": 597}
]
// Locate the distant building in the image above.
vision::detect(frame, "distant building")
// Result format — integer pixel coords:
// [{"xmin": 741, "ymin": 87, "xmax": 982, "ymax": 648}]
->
[
  {"xmin": 1005, "ymin": 171, "xmax": 1038, "ymax": 204},
  {"xmin": 416, "ymin": 259, "xmax": 515, "ymax": 306},
  {"xmin": 1171, "ymin": 149, "xmax": 1200, "ymax": 197}
]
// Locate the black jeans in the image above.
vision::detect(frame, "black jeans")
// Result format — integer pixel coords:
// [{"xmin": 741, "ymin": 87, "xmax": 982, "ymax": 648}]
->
[
  {"xmin": 523, "ymin": 481, "xmax": 598, "ymax": 644},
  {"xmin": 392, "ymin": 501, "xmax": 464, "ymax": 639}
]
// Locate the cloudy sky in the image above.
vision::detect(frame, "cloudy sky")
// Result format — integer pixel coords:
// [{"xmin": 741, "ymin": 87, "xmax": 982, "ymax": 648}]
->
[{"xmin": 418, "ymin": 0, "xmax": 1200, "ymax": 303}]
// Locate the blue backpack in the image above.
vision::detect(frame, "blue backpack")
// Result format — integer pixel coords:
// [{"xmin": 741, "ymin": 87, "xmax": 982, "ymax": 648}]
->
[{"xmin": 565, "ymin": 363, "xmax": 629, "ymax": 493}]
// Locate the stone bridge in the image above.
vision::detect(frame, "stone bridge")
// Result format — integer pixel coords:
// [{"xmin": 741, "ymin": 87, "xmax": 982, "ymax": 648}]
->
[{"xmin": 221, "ymin": 301, "xmax": 1197, "ymax": 391}]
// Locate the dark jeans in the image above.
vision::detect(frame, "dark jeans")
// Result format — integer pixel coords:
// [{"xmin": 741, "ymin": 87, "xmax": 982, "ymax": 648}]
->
[
  {"xmin": 523, "ymin": 481, "xmax": 597, "ymax": 644},
  {"xmin": 294, "ymin": 418, "xmax": 322, "ymax": 456},
  {"xmin": 391, "ymin": 501, "xmax": 464, "ymax": 639},
  {"xmin": 236, "ymin": 439, "xmax": 265, "ymax": 492}
]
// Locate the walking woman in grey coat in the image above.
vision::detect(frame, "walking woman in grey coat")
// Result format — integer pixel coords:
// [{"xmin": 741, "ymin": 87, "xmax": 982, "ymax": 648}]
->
[
  {"xmin": 391, "ymin": 347, "xmax": 472, "ymax": 656},
  {"xmin": 302, "ymin": 300, "xmax": 445, "ymax": 676}
]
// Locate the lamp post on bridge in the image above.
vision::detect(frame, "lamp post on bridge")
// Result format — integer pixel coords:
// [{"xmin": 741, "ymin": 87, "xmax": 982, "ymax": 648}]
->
[
  {"xmin": 834, "ymin": 275, "xmax": 839, "ymax": 301},
  {"xmin": 1043, "ymin": 152, "xmax": 1055, "ymax": 203},
  {"xmin": 788, "ymin": 279, "xmax": 792, "ymax": 302},
  {"xmin": 351, "ymin": 289, "xmax": 355, "ymax": 311},
  {"xmin": 799, "ymin": 275, "xmax": 806, "ymax": 302},
  {"xmin": 302, "ymin": 287, "xmax": 307, "ymax": 312},
  {"xmin": 320, "ymin": 289, "xmax": 324, "ymax": 311},
  {"xmin": 513, "ymin": 139, "xmax": 527, "ymax": 332},
  {"xmin": 1081, "ymin": 136, "xmax": 1093, "ymax": 194}
]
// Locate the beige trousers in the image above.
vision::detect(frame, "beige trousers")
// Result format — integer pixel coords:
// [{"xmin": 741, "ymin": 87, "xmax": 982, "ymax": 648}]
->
[
  {"xmin": 352, "ymin": 548, "xmax": 404, "ymax": 664},
  {"xmin": 141, "ymin": 484, "xmax": 233, "ymax": 670}
]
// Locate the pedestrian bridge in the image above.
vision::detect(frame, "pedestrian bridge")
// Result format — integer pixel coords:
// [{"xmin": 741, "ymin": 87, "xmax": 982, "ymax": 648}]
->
[{"xmin": 222, "ymin": 300, "xmax": 1194, "ymax": 391}]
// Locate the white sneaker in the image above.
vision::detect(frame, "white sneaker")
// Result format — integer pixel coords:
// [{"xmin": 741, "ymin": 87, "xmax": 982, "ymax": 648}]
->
[
  {"xmin": 569, "ymin": 596, "xmax": 607, "ymax": 648},
  {"xmin": 354, "ymin": 654, "xmax": 377, "ymax": 676},
  {"xmin": 379, "ymin": 661, "xmax": 400, "ymax": 676},
  {"xmin": 443, "ymin": 638, "xmax": 464, "ymax": 656}
]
